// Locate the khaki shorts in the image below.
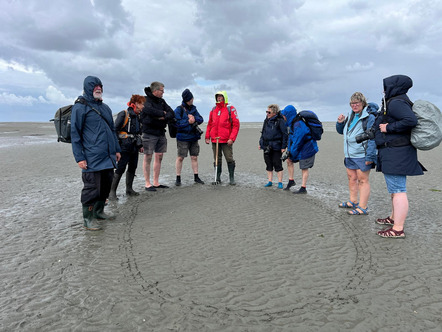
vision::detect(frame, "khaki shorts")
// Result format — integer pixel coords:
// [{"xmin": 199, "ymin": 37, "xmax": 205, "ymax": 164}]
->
[
  {"xmin": 177, "ymin": 140, "xmax": 200, "ymax": 158},
  {"xmin": 142, "ymin": 133, "xmax": 167, "ymax": 155}
]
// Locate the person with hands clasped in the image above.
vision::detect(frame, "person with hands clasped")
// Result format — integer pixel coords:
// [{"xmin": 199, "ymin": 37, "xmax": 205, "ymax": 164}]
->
[{"xmin": 174, "ymin": 89, "xmax": 205, "ymax": 186}]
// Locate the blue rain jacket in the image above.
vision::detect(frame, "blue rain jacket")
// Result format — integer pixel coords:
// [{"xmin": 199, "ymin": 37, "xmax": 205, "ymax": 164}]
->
[{"xmin": 71, "ymin": 76, "xmax": 120, "ymax": 172}]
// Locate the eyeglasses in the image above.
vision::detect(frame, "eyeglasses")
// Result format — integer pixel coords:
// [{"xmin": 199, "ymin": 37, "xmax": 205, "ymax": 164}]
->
[
  {"xmin": 158, "ymin": 89, "xmax": 164, "ymax": 93},
  {"xmin": 266, "ymin": 111, "xmax": 272, "ymax": 114}
]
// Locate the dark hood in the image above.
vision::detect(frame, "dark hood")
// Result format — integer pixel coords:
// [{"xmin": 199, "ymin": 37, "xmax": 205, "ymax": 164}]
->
[
  {"xmin": 83, "ymin": 76, "xmax": 103, "ymax": 102},
  {"xmin": 144, "ymin": 86, "xmax": 162, "ymax": 102},
  {"xmin": 383, "ymin": 75, "xmax": 413, "ymax": 100}
]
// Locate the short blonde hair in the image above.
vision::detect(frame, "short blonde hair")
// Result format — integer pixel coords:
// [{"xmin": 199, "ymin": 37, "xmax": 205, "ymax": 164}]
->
[
  {"xmin": 350, "ymin": 92, "xmax": 367, "ymax": 108},
  {"xmin": 267, "ymin": 104, "xmax": 279, "ymax": 114}
]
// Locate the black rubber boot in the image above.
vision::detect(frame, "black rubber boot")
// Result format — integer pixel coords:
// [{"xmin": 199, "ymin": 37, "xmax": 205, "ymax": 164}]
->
[
  {"xmin": 93, "ymin": 201, "xmax": 114, "ymax": 220},
  {"xmin": 83, "ymin": 205, "xmax": 102, "ymax": 231},
  {"xmin": 227, "ymin": 162, "xmax": 236, "ymax": 185},
  {"xmin": 109, "ymin": 173, "xmax": 123, "ymax": 201},
  {"xmin": 175, "ymin": 175, "xmax": 181, "ymax": 186},
  {"xmin": 126, "ymin": 172, "xmax": 139, "ymax": 196},
  {"xmin": 215, "ymin": 163, "xmax": 222, "ymax": 183}
]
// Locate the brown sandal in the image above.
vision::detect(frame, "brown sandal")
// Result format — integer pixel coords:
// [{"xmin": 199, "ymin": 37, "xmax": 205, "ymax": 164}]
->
[
  {"xmin": 377, "ymin": 227, "xmax": 405, "ymax": 239},
  {"xmin": 376, "ymin": 216, "xmax": 394, "ymax": 225}
]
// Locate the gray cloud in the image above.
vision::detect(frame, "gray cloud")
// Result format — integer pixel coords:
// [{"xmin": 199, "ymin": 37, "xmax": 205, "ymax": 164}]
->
[{"xmin": 1, "ymin": 0, "xmax": 442, "ymax": 122}]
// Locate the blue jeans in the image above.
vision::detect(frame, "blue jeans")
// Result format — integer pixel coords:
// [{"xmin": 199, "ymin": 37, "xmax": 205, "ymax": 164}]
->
[{"xmin": 384, "ymin": 174, "xmax": 407, "ymax": 194}]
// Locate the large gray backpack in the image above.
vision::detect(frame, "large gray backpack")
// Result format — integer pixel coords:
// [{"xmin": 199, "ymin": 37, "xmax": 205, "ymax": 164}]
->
[{"xmin": 410, "ymin": 100, "xmax": 442, "ymax": 150}]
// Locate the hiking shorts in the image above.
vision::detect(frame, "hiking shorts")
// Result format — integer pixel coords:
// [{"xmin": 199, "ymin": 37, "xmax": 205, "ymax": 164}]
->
[
  {"xmin": 384, "ymin": 174, "xmax": 407, "ymax": 194},
  {"xmin": 344, "ymin": 157, "xmax": 373, "ymax": 172},
  {"xmin": 177, "ymin": 140, "xmax": 200, "ymax": 158},
  {"xmin": 142, "ymin": 133, "xmax": 167, "ymax": 155},
  {"xmin": 299, "ymin": 155, "xmax": 315, "ymax": 169}
]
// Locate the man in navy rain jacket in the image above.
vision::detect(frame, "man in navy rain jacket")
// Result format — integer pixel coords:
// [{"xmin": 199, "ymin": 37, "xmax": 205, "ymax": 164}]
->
[{"xmin": 71, "ymin": 76, "xmax": 121, "ymax": 230}]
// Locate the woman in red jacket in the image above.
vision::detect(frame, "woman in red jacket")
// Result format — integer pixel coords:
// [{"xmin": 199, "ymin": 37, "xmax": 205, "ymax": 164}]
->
[{"xmin": 205, "ymin": 91, "xmax": 240, "ymax": 185}]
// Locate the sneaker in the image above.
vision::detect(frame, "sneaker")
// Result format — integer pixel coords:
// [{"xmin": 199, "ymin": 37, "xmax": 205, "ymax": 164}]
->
[
  {"xmin": 277, "ymin": 182, "xmax": 283, "ymax": 189},
  {"xmin": 293, "ymin": 186, "xmax": 307, "ymax": 194},
  {"xmin": 264, "ymin": 181, "xmax": 273, "ymax": 187},
  {"xmin": 284, "ymin": 179, "xmax": 296, "ymax": 190}
]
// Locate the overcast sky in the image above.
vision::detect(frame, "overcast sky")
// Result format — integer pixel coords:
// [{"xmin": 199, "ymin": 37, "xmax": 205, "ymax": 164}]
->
[{"xmin": 1, "ymin": 0, "xmax": 441, "ymax": 123}]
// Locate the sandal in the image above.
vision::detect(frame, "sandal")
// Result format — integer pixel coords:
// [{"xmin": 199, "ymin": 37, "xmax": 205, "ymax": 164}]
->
[
  {"xmin": 347, "ymin": 206, "xmax": 369, "ymax": 215},
  {"xmin": 339, "ymin": 201, "xmax": 358, "ymax": 209},
  {"xmin": 376, "ymin": 216, "xmax": 394, "ymax": 225},
  {"xmin": 377, "ymin": 227, "xmax": 405, "ymax": 239}
]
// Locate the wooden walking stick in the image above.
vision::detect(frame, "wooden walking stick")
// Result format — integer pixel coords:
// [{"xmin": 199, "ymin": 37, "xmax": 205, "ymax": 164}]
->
[{"xmin": 212, "ymin": 137, "xmax": 220, "ymax": 185}]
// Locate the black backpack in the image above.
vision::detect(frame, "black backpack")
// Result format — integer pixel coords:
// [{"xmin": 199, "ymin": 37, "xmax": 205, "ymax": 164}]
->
[
  {"xmin": 292, "ymin": 110, "xmax": 323, "ymax": 141},
  {"xmin": 50, "ymin": 98, "xmax": 86, "ymax": 143},
  {"xmin": 51, "ymin": 98, "xmax": 111, "ymax": 143}
]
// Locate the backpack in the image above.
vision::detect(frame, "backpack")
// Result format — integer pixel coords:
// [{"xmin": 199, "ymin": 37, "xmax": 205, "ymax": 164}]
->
[
  {"xmin": 292, "ymin": 110, "xmax": 323, "ymax": 141},
  {"xmin": 386, "ymin": 97, "xmax": 442, "ymax": 151},
  {"xmin": 50, "ymin": 98, "xmax": 85, "ymax": 143},
  {"xmin": 409, "ymin": 100, "xmax": 442, "ymax": 150}
]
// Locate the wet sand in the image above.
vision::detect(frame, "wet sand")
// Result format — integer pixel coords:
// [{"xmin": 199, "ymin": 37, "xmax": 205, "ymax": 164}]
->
[{"xmin": 1, "ymin": 122, "xmax": 442, "ymax": 331}]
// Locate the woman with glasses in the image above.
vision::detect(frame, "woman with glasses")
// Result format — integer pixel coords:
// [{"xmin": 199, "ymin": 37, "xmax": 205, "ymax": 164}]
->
[
  {"xmin": 336, "ymin": 92, "xmax": 379, "ymax": 215},
  {"xmin": 259, "ymin": 104, "xmax": 288, "ymax": 189}
]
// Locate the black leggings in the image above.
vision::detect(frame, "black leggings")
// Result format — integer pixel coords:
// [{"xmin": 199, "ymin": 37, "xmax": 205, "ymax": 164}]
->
[{"xmin": 115, "ymin": 150, "xmax": 139, "ymax": 175}]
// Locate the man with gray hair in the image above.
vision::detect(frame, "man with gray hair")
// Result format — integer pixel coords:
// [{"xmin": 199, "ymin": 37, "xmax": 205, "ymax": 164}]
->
[{"xmin": 140, "ymin": 81, "xmax": 175, "ymax": 191}]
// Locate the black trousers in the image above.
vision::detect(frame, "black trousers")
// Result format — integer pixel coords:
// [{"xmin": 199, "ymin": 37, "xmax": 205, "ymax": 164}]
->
[
  {"xmin": 81, "ymin": 169, "xmax": 114, "ymax": 206},
  {"xmin": 115, "ymin": 150, "xmax": 139, "ymax": 175}
]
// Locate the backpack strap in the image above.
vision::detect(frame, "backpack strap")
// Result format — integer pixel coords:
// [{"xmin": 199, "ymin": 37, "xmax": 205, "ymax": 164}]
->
[
  {"xmin": 212, "ymin": 105, "xmax": 233, "ymax": 127},
  {"xmin": 118, "ymin": 110, "xmax": 132, "ymax": 139}
]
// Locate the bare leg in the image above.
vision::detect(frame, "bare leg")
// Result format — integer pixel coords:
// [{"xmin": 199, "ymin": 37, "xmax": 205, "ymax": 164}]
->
[
  {"xmin": 190, "ymin": 155, "xmax": 198, "ymax": 174},
  {"xmin": 301, "ymin": 169, "xmax": 309, "ymax": 187},
  {"xmin": 277, "ymin": 170, "xmax": 283, "ymax": 183},
  {"xmin": 287, "ymin": 160, "xmax": 294, "ymax": 181},
  {"xmin": 346, "ymin": 168, "xmax": 358, "ymax": 204},
  {"xmin": 176, "ymin": 156, "xmax": 184, "ymax": 176},
  {"xmin": 391, "ymin": 193, "xmax": 408, "ymax": 231},
  {"xmin": 152, "ymin": 152, "xmax": 163, "ymax": 186},
  {"xmin": 356, "ymin": 169, "xmax": 371, "ymax": 209},
  {"xmin": 143, "ymin": 154, "xmax": 153, "ymax": 187},
  {"xmin": 267, "ymin": 171, "xmax": 273, "ymax": 182}
]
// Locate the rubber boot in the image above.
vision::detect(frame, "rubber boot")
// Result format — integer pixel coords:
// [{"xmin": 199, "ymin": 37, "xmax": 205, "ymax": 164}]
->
[
  {"xmin": 109, "ymin": 173, "xmax": 123, "ymax": 201},
  {"xmin": 227, "ymin": 162, "xmax": 236, "ymax": 185},
  {"xmin": 126, "ymin": 172, "xmax": 139, "ymax": 196},
  {"xmin": 215, "ymin": 163, "xmax": 222, "ymax": 183},
  {"xmin": 83, "ymin": 205, "xmax": 102, "ymax": 231},
  {"xmin": 93, "ymin": 201, "xmax": 114, "ymax": 220}
]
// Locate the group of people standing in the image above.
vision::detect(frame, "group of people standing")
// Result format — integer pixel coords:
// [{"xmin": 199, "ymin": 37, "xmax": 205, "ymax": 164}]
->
[
  {"xmin": 258, "ymin": 104, "xmax": 318, "ymax": 193},
  {"xmin": 71, "ymin": 76, "xmax": 240, "ymax": 231},
  {"xmin": 71, "ymin": 74, "xmax": 424, "ymax": 240},
  {"xmin": 336, "ymin": 74, "xmax": 425, "ymax": 239}
]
